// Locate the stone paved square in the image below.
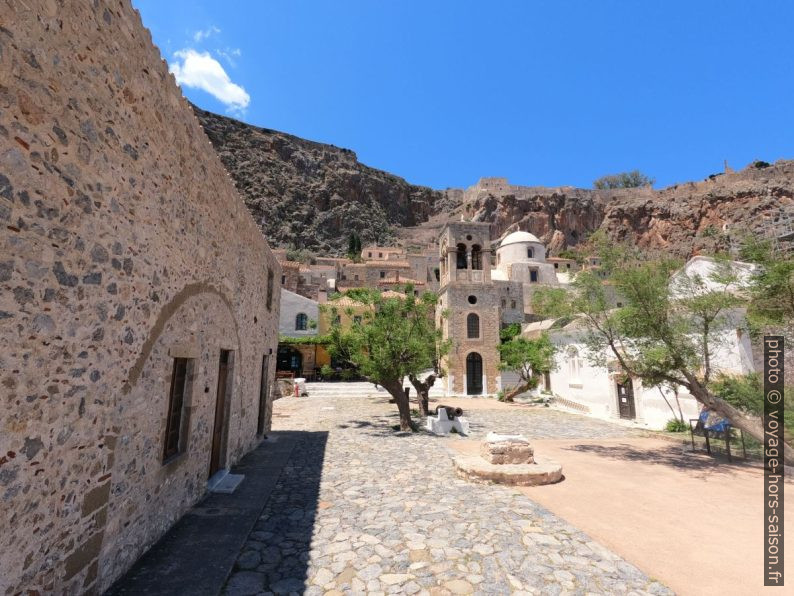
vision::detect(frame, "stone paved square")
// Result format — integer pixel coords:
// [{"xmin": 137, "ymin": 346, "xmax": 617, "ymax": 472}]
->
[{"xmin": 224, "ymin": 394, "xmax": 669, "ymax": 595}]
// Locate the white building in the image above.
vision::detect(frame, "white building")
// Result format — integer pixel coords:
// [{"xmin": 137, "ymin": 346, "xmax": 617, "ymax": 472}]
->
[{"xmin": 524, "ymin": 256, "xmax": 758, "ymax": 429}]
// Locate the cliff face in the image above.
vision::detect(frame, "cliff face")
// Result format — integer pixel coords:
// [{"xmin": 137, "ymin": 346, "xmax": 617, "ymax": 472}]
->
[
  {"xmin": 195, "ymin": 106, "xmax": 794, "ymax": 256},
  {"xmin": 193, "ymin": 105, "xmax": 457, "ymax": 254},
  {"xmin": 459, "ymin": 163, "xmax": 794, "ymax": 256}
]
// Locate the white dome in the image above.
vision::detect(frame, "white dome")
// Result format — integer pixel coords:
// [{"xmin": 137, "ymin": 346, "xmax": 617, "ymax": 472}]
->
[{"xmin": 500, "ymin": 231, "xmax": 541, "ymax": 247}]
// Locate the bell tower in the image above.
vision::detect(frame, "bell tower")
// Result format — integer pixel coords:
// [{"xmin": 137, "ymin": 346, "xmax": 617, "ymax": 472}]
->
[{"xmin": 437, "ymin": 222, "xmax": 501, "ymax": 396}]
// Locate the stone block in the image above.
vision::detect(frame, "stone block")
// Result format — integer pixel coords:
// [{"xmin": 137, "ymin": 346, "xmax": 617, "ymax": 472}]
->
[{"xmin": 479, "ymin": 433, "xmax": 534, "ymax": 464}]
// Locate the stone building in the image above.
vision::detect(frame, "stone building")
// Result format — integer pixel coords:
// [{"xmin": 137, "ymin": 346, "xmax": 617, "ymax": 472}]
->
[
  {"xmin": 437, "ymin": 223, "xmax": 523, "ymax": 395},
  {"xmin": 436, "ymin": 224, "xmax": 569, "ymax": 396},
  {"xmin": 0, "ymin": 2, "xmax": 280, "ymax": 593}
]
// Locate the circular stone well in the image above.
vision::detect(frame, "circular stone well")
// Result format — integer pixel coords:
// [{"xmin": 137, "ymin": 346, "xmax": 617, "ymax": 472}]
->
[{"xmin": 453, "ymin": 455, "xmax": 563, "ymax": 486}]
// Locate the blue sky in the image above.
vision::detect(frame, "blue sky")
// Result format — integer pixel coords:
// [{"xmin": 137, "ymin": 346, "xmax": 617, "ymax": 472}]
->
[{"xmin": 135, "ymin": 0, "xmax": 794, "ymax": 191}]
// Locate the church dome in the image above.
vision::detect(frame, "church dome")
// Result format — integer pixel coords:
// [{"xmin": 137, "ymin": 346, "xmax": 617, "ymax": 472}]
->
[{"xmin": 500, "ymin": 231, "xmax": 541, "ymax": 247}]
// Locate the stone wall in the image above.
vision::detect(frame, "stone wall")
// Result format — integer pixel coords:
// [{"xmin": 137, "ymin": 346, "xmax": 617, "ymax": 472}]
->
[{"xmin": 0, "ymin": 1, "xmax": 280, "ymax": 593}]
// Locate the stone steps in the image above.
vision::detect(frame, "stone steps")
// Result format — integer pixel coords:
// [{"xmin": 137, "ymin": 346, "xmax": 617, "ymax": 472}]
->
[{"xmin": 303, "ymin": 381, "xmax": 447, "ymax": 399}]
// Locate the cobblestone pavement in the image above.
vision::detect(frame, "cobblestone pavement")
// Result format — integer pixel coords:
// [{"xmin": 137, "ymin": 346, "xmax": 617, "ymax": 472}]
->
[{"xmin": 224, "ymin": 395, "xmax": 670, "ymax": 595}]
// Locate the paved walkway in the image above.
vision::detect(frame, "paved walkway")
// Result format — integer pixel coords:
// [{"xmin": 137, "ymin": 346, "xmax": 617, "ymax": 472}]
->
[{"xmin": 225, "ymin": 395, "xmax": 669, "ymax": 595}]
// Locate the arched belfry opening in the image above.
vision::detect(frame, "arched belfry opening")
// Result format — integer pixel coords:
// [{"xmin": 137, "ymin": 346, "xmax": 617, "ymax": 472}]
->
[
  {"xmin": 456, "ymin": 243, "xmax": 468, "ymax": 269},
  {"xmin": 471, "ymin": 245, "xmax": 482, "ymax": 270}
]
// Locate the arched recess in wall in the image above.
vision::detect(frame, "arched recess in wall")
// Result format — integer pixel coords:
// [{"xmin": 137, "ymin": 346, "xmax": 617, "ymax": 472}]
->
[{"xmin": 123, "ymin": 282, "xmax": 242, "ymax": 394}]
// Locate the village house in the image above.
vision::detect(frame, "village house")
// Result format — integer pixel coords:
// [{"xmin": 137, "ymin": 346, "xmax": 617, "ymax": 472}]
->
[
  {"xmin": 0, "ymin": 2, "xmax": 280, "ymax": 592},
  {"xmin": 523, "ymin": 255, "xmax": 759, "ymax": 429}
]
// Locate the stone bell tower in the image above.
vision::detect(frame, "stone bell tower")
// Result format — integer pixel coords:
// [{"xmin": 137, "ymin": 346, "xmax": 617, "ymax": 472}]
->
[{"xmin": 437, "ymin": 222, "xmax": 501, "ymax": 396}]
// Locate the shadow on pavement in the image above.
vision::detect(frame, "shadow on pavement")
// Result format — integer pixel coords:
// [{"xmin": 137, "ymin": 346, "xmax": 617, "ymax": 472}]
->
[{"xmin": 106, "ymin": 431, "xmax": 327, "ymax": 596}]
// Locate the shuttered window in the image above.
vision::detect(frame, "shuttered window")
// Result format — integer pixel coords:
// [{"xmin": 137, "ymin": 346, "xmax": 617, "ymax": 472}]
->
[{"xmin": 163, "ymin": 358, "xmax": 189, "ymax": 462}]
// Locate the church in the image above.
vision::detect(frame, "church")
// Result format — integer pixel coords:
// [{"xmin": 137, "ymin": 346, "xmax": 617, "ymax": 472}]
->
[{"xmin": 436, "ymin": 223, "xmax": 565, "ymax": 396}]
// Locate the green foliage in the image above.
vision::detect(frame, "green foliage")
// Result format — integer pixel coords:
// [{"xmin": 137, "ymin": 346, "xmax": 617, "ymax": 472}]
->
[
  {"xmin": 557, "ymin": 248, "xmax": 583, "ymax": 263},
  {"xmin": 572, "ymin": 239, "xmax": 739, "ymax": 388},
  {"xmin": 325, "ymin": 287, "xmax": 449, "ymax": 388},
  {"xmin": 710, "ymin": 373, "xmax": 794, "ymax": 435},
  {"xmin": 740, "ymin": 240, "xmax": 794, "ymax": 333},
  {"xmin": 665, "ymin": 418, "xmax": 689, "ymax": 432},
  {"xmin": 347, "ymin": 232, "xmax": 363, "ymax": 260},
  {"xmin": 498, "ymin": 334, "xmax": 557, "ymax": 385},
  {"xmin": 279, "ymin": 334, "xmax": 331, "ymax": 345},
  {"xmin": 320, "ymin": 364, "xmax": 335, "ymax": 380},
  {"xmin": 593, "ymin": 170, "xmax": 655, "ymax": 190},
  {"xmin": 499, "ymin": 323, "xmax": 522, "ymax": 342},
  {"xmin": 531, "ymin": 287, "xmax": 575, "ymax": 319},
  {"xmin": 285, "ymin": 248, "xmax": 316, "ymax": 264}
]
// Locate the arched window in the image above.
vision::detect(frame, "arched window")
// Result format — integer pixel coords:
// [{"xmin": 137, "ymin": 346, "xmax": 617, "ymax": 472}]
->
[
  {"xmin": 467, "ymin": 313, "xmax": 479, "ymax": 339},
  {"xmin": 295, "ymin": 313, "xmax": 308, "ymax": 331},
  {"xmin": 567, "ymin": 347, "xmax": 581, "ymax": 379},
  {"xmin": 471, "ymin": 245, "xmax": 482, "ymax": 270},
  {"xmin": 456, "ymin": 243, "xmax": 468, "ymax": 269},
  {"xmin": 527, "ymin": 247, "xmax": 534, "ymax": 259}
]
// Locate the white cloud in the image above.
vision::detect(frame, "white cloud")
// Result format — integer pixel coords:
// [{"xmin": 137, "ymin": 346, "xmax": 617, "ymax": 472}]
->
[
  {"xmin": 170, "ymin": 48, "xmax": 250, "ymax": 114},
  {"xmin": 193, "ymin": 25, "xmax": 220, "ymax": 43}
]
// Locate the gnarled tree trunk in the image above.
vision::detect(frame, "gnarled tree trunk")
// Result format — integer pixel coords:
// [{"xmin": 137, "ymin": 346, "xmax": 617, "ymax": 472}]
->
[
  {"xmin": 382, "ymin": 378, "xmax": 413, "ymax": 431},
  {"xmin": 408, "ymin": 373, "xmax": 436, "ymax": 416}
]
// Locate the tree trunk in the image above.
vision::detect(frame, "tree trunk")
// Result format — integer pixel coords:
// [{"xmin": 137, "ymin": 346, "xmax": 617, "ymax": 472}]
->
[
  {"xmin": 408, "ymin": 374, "xmax": 436, "ymax": 417},
  {"xmin": 687, "ymin": 379, "xmax": 794, "ymax": 464},
  {"xmin": 383, "ymin": 379, "xmax": 413, "ymax": 431},
  {"xmin": 503, "ymin": 381, "xmax": 533, "ymax": 402}
]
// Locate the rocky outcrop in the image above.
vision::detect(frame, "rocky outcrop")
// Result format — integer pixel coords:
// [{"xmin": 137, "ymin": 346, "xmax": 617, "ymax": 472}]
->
[
  {"xmin": 195, "ymin": 107, "xmax": 793, "ymax": 257},
  {"xmin": 193, "ymin": 106, "xmax": 458, "ymax": 254}
]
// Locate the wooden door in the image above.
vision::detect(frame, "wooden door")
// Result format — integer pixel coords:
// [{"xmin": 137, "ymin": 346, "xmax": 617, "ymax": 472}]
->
[
  {"xmin": 210, "ymin": 349, "xmax": 232, "ymax": 477},
  {"xmin": 617, "ymin": 378, "xmax": 636, "ymax": 419},
  {"xmin": 257, "ymin": 354, "xmax": 269, "ymax": 435},
  {"xmin": 466, "ymin": 352, "xmax": 483, "ymax": 395}
]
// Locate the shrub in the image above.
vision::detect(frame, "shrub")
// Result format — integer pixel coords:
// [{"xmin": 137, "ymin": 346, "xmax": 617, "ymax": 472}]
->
[{"xmin": 665, "ymin": 418, "xmax": 689, "ymax": 433}]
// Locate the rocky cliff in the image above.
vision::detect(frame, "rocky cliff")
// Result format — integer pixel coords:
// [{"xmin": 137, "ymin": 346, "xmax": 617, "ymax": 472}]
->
[
  {"xmin": 195, "ymin": 106, "xmax": 793, "ymax": 257},
  {"xmin": 193, "ymin": 105, "xmax": 457, "ymax": 254}
]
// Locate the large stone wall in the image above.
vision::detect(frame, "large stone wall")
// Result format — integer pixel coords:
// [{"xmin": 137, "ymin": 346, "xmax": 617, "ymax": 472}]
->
[{"xmin": 0, "ymin": 1, "xmax": 280, "ymax": 593}]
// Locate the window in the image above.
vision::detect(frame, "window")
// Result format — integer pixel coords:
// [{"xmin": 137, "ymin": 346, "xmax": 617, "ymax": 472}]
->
[
  {"xmin": 434, "ymin": 268, "xmax": 440, "ymax": 281},
  {"xmin": 456, "ymin": 243, "xmax": 467, "ymax": 269},
  {"xmin": 511, "ymin": 300, "xmax": 516, "ymax": 309},
  {"xmin": 266, "ymin": 268, "xmax": 274, "ymax": 311},
  {"xmin": 554, "ymin": 263, "xmax": 559, "ymax": 269},
  {"xmin": 379, "ymin": 252, "xmax": 383, "ymax": 258},
  {"xmin": 467, "ymin": 313, "xmax": 479, "ymax": 339},
  {"xmin": 468, "ymin": 295, "xmax": 477, "ymax": 305},
  {"xmin": 354, "ymin": 274, "xmax": 359, "ymax": 281},
  {"xmin": 567, "ymin": 347, "xmax": 582, "ymax": 380},
  {"xmin": 333, "ymin": 314, "xmax": 341, "ymax": 325},
  {"xmin": 501, "ymin": 298, "xmax": 506, "ymax": 308},
  {"xmin": 530, "ymin": 270, "xmax": 538, "ymax": 283},
  {"xmin": 527, "ymin": 247, "xmax": 534, "ymax": 259},
  {"xmin": 163, "ymin": 358, "xmax": 190, "ymax": 462},
  {"xmin": 281, "ymin": 274, "xmax": 286, "ymax": 284},
  {"xmin": 566, "ymin": 263, "xmax": 571, "ymax": 269},
  {"xmin": 353, "ymin": 315, "xmax": 362, "ymax": 325},
  {"xmin": 368, "ymin": 252, "xmax": 372, "ymax": 258},
  {"xmin": 471, "ymin": 245, "xmax": 482, "ymax": 270},
  {"xmin": 380, "ymin": 271, "xmax": 386, "ymax": 279},
  {"xmin": 295, "ymin": 313, "xmax": 308, "ymax": 330}
]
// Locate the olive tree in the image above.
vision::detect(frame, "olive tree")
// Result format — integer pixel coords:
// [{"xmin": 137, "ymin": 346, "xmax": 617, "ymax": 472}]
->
[
  {"xmin": 324, "ymin": 287, "xmax": 448, "ymax": 431},
  {"xmin": 571, "ymin": 239, "xmax": 793, "ymax": 462},
  {"xmin": 498, "ymin": 334, "xmax": 557, "ymax": 401}
]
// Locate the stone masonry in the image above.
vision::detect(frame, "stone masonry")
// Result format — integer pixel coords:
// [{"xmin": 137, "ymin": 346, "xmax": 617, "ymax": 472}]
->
[{"xmin": 0, "ymin": 1, "xmax": 280, "ymax": 593}]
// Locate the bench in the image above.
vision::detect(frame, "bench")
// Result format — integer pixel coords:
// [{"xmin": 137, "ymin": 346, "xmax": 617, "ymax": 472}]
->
[{"xmin": 689, "ymin": 410, "xmax": 746, "ymax": 462}]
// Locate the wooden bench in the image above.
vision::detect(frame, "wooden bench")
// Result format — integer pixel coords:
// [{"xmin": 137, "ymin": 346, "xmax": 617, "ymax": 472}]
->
[{"xmin": 689, "ymin": 411, "xmax": 746, "ymax": 462}]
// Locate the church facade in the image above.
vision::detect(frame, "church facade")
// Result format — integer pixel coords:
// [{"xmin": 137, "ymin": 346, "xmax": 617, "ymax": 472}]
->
[{"xmin": 436, "ymin": 223, "xmax": 558, "ymax": 396}]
